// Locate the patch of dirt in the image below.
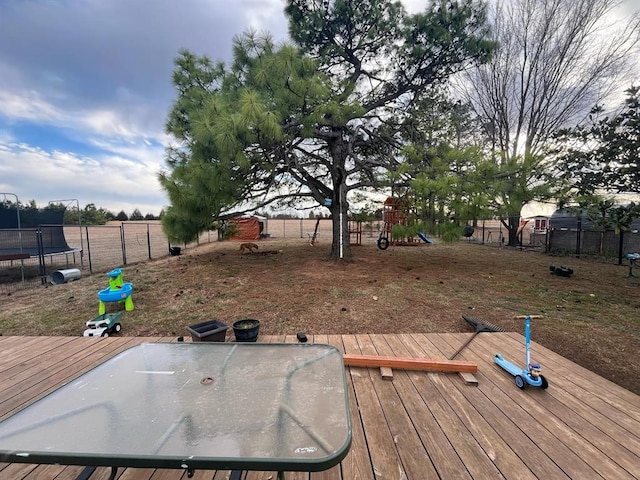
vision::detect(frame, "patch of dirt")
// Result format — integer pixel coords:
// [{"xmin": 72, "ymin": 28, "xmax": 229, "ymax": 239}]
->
[{"xmin": 1, "ymin": 239, "xmax": 639, "ymax": 394}]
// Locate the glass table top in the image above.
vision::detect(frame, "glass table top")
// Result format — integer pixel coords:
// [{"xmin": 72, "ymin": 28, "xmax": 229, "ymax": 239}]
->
[{"xmin": 0, "ymin": 342, "xmax": 352, "ymax": 472}]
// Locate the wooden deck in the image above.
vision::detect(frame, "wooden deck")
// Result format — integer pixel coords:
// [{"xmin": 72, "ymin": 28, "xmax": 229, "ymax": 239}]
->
[{"xmin": 0, "ymin": 333, "xmax": 638, "ymax": 480}]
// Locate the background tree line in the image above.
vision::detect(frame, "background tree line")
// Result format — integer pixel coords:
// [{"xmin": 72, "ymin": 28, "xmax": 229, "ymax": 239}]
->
[{"xmin": 0, "ymin": 200, "xmax": 162, "ymax": 225}]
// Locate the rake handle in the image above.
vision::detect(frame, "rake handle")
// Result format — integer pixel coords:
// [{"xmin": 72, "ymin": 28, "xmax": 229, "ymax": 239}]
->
[{"xmin": 449, "ymin": 331, "xmax": 481, "ymax": 360}]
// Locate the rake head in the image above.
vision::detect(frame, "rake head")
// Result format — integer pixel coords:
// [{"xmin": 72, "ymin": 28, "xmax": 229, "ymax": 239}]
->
[{"xmin": 462, "ymin": 315, "xmax": 505, "ymax": 333}]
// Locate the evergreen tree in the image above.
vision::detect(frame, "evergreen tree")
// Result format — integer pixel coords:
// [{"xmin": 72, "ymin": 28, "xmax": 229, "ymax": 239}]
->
[
  {"xmin": 161, "ymin": 0, "xmax": 495, "ymax": 259},
  {"xmin": 130, "ymin": 209, "xmax": 144, "ymax": 221},
  {"xmin": 115, "ymin": 210, "xmax": 129, "ymax": 221},
  {"xmin": 555, "ymin": 86, "xmax": 640, "ymax": 195}
]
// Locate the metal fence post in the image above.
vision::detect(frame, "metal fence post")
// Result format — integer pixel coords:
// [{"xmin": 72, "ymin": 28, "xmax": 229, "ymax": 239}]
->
[
  {"xmin": 147, "ymin": 223, "xmax": 152, "ymax": 260},
  {"xmin": 85, "ymin": 226, "xmax": 94, "ymax": 273},
  {"xmin": 576, "ymin": 218, "xmax": 582, "ymax": 257},
  {"xmin": 617, "ymin": 231, "xmax": 624, "ymax": 265},
  {"xmin": 36, "ymin": 228, "xmax": 46, "ymax": 284},
  {"xmin": 120, "ymin": 224, "xmax": 127, "ymax": 265}
]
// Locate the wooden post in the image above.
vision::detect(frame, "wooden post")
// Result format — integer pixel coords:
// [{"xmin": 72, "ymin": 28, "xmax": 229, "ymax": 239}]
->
[{"xmin": 343, "ymin": 354, "xmax": 477, "ymax": 374}]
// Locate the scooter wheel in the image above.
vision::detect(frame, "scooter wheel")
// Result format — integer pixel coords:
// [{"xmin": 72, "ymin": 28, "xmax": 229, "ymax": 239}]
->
[
  {"xmin": 539, "ymin": 375, "xmax": 548, "ymax": 389},
  {"xmin": 515, "ymin": 375, "xmax": 526, "ymax": 389}
]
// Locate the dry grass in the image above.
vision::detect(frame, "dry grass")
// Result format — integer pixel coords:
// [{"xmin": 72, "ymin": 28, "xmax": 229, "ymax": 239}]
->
[{"xmin": 1, "ymin": 238, "xmax": 639, "ymax": 394}]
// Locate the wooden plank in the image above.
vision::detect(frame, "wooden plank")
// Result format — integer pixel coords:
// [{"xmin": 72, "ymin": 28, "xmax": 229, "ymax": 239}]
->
[
  {"xmin": 342, "ymin": 334, "xmax": 405, "ymax": 480},
  {"xmin": 380, "ymin": 366, "xmax": 393, "ymax": 380},
  {"xmin": 12, "ymin": 464, "xmax": 67, "ymax": 480},
  {"xmin": 309, "ymin": 334, "xmax": 341, "ymax": 480},
  {"xmin": 142, "ymin": 467, "xmax": 189, "ymax": 479},
  {"xmin": 504, "ymin": 330, "xmax": 640, "ymax": 407},
  {"xmin": 502, "ymin": 331, "xmax": 640, "ymax": 425},
  {"xmin": 0, "ymin": 337, "xmax": 158, "ymax": 419},
  {"xmin": 371, "ymin": 334, "xmax": 499, "ymax": 480},
  {"xmin": 323, "ymin": 334, "xmax": 373, "ymax": 480},
  {"xmin": 383, "ymin": 337, "xmax": 492, "ymax": 480},
  {"xmin": 473, "ymin": 331, "xmax": 640, "ymax": 436},
  {"xmin": 0, "ymin": 463, "xmax": 37, "ymax": 480},
  {"xmin": 52, "ymin": 466, "xmax": 105, "ymax": 480},
  {"xmin": 0, "ymin": 337, "xmax": 104, "ymax": 404},
  {"xmin": 343, "ymin": 353, "xmax": 477, "ymax": 373},
  {"xmin": 109, "ymin": 467, "xmax": 157, "ymax": 480},
  {"xmin": 459, "ymin": 372, "xmax": 478, "ymax": 385},
  {"xmin": 0, "ymin": 336, "xmax": 67, "ymax": 372},
  {"xmin": 355, "ymin": 334, "xmax": 452, "ymax": 480},
  {"xmin": 186, "ymin": 469, "xmax": 217, "ymax": 480}
]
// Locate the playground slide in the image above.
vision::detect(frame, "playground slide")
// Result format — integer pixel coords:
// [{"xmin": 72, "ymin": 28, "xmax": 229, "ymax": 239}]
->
[{"xmin": 418, "ymin": 232, "xmax": 433, "ymax": 244}]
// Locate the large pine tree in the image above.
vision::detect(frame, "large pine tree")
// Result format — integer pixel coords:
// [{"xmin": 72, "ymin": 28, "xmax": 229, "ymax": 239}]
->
[{"xmin": 160, "ymin": 0, "xmax": 495, "ymax": 258}]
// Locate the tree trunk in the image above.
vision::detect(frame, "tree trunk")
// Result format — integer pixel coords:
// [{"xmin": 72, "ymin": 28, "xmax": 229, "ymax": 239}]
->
[
  {"xmin": 502, "ymin": 216, "xmax": 519, "ymax": 246},
  {"xmin": 328, "ymin": 139, "xmax": 352, "ymax": 261},
  {"xmin": 329, "ymin": 181, "xmax": 352, "ymax": 260}
]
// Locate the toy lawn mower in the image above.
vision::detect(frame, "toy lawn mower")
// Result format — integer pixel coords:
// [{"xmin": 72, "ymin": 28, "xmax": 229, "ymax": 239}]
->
[
  {"xmin": 494, "ymin": 315, "xmax": 548, "ymax": 389},
  {"xmin": 83, "ymin": 312, "xmax": 123, "ymax": 337}
]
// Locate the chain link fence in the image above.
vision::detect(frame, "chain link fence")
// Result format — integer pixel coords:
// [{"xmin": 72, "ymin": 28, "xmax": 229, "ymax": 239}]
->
[
  {"xmin": 261, "ymin": 218, "xmax": 383, "ymax": 245},
  {"xmin": 5, "ymin": 217, "xmax": 636, "ymax": 293},
  {"xmin": 0, "ymin": 222, "xmax": 217, "ymax": 293},
  {"xmin": 548, "ymin": 228, "xmax": 640, "ymax": 260}
]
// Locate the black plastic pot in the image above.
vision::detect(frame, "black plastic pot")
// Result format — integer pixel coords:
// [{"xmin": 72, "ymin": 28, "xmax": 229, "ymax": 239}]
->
[
  {"xmin": 187, "ymin": 319, "xmax": 229, "ymax": 342},
  {"xmin": 233, "ymin": 319, "xmax": 261, "ymax": 342},
  {"xmin": 169, "ymin": 247, "xmax": 182, "ymax": 256}
]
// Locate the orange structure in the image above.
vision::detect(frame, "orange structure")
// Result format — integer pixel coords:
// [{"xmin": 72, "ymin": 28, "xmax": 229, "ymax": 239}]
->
[{"xmin": 378, "ymin": 197, "xmax": 414, "ymax": 249}]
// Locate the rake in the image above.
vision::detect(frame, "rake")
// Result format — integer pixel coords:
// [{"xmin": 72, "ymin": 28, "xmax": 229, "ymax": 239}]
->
[{"xmin": 449, "ymin": 315, "xmax": 505, "ymax": 360}]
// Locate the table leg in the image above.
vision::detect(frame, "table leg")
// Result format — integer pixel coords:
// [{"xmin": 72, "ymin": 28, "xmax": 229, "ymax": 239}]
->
[
  {"xmin": 75, "ymin": 466, "xmax": 96, "ymax": 480},
  {"xmin": 75, "ymin": 466, "xmax": 117, "ymax": 480}
]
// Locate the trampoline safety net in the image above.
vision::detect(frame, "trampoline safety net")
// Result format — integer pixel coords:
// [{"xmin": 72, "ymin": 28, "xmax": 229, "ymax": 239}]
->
[{"xmin": 0, "ymin": 206, "xmax": 76, "ymax": 257}]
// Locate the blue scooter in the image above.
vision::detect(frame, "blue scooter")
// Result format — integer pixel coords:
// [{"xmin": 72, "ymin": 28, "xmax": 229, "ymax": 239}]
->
[{"xmin": 494, "ymin": 315, "xmax": 548, "ymax": 389}]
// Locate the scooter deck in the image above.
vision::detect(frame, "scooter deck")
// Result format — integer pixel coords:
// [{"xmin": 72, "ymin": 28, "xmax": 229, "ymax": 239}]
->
[{"xmin": 494, "ymin": 353, "xmax": 525, "ymax": 376}]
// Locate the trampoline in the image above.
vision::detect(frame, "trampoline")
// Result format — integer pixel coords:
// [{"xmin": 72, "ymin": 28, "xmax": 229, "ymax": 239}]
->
[{"xmin": 0, "ymin": 204, "xmax": 82, "ymax": 284}]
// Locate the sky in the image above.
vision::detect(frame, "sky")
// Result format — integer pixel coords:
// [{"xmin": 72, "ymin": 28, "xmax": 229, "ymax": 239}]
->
[{"xmin": 0, "ymin": 0, "xmax": 637, "ymax": 217}]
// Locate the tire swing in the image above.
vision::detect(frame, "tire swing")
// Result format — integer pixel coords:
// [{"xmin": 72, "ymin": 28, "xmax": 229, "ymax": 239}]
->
[{"xmin": 377, "ymin": 236, "xmax": 390, "ymax": 250}]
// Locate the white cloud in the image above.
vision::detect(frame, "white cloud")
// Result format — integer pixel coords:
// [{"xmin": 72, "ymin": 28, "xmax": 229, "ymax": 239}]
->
[
  {"xmin": 0, "ymin": 141, "xmax": 168, "ymax": 215},
  {"xmin": 0, "ymin": 90, "xmax": 63, "ymax": 123},
  {"xmin": 83, "ymin": 110, "xmax": 148, "ymax": 141}
]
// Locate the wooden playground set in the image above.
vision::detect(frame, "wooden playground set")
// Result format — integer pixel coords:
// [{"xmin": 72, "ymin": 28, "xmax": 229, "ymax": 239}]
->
[{"xmin": 306, "ymin": 196, "xmax": 433, "ymax": 249}]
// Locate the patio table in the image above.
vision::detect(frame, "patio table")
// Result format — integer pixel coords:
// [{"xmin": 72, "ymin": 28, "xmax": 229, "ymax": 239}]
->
[{"xmin": 0, "ymin": 342, "xmax": 352, "ymax": 479}]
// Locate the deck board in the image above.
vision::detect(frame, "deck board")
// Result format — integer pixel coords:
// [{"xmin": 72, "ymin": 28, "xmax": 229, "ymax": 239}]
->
[
  {"xmin": 439, "ymin": 334, "xmax": 626, "ymax": 479},
  {"xmin": 343, "ymin": 334, "xmax": 408, "ymax": 480},
  {"xmin": 0, "ymin": 334, "xmax": 638, "ymax": 480},
  {"xmin": 370, "ymin": 334, "xmax": 476, "ymax": 480}
]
